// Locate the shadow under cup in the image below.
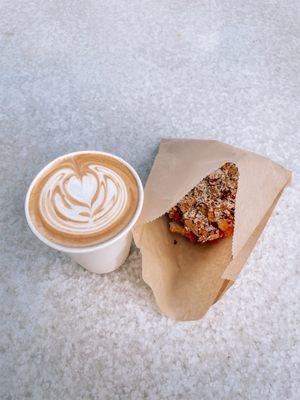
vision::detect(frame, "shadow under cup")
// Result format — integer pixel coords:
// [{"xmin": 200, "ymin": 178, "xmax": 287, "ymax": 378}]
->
[{"xmin": 25, "ymin": 151, "xmax": 144, "ymax": 274}]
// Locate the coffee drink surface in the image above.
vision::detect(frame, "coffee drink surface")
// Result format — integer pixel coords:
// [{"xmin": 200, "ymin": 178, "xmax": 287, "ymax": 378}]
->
[{"xmin": 28, "ymin": 153, "xmax": 140, "ymax": 247}]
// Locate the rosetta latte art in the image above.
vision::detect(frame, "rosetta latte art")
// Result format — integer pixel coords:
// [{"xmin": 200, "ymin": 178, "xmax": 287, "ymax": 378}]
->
[{"xmin": 39, "ymin": 165, "xmax": 128, "ymax": 236}]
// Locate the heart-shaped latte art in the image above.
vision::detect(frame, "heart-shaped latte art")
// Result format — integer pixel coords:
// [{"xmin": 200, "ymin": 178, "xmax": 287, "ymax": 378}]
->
[
  {"xmin": 39, "ymin": 164, "xmax": 128, "ymax": 236},
  {"xmin": 65, "ymin": 174, "xmax": 98, "ymax": 206}
]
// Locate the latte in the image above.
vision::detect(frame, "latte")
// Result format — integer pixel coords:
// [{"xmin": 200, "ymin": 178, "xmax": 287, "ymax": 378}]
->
[{"xmin": 27, "ymin": 152, "xmax": 140, "ymax": 248}]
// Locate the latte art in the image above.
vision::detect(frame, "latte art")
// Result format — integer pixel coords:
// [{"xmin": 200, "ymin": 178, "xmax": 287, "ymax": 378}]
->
[
  {"xmin": 40, "ymin": 165, "xmax": 128, "ymax": 235},
  {"xmin": 28, "ymin": 153, "xmax": 140, "ymax": 247}
]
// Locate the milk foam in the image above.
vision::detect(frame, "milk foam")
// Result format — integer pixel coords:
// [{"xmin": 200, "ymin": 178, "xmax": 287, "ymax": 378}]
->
[
  {"xmin": 39, "ymin": 164, "xmax": 128, "ymax": 237},
  {"xmin": 28, "ymin": 153, "xmax": 140, "ymax": 247}
]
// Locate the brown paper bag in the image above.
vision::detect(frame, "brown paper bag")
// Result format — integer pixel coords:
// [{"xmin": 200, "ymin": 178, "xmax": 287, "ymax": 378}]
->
[{"xmin": 133, "ymin": 139, "xmax": 291, "ymax": 321}]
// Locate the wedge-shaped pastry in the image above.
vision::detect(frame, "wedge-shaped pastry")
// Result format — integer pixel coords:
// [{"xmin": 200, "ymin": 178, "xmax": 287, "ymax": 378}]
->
[{"xmin": 168, "ymin": 163, "xmax": 238, "ymax": 243}]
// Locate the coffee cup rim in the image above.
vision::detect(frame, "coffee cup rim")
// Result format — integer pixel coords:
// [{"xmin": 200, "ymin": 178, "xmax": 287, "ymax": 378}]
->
[{"xmin": 25, "ymin": 150, "xmax": 144, "ymax": 254}]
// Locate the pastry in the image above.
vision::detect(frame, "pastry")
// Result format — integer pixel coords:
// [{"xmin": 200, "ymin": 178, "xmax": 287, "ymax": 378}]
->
[{"xmin": 167, "ymin": 163, "xmax": 238, "ymax": 243}]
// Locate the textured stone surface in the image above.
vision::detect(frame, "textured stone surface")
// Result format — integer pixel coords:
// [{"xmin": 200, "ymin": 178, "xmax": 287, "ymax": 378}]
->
[{"xmin": 0, "ymin": 1, "xmax": 299, "ymax": 399}]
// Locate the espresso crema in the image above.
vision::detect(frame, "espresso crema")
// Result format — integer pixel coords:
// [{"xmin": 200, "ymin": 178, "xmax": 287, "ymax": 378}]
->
[{"xmin": 28, "ymin": 153, "xmax": 140, "ymax": 247}]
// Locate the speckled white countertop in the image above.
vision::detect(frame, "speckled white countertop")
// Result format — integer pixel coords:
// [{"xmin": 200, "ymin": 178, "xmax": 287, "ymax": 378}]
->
[{"xmin": 1, "ymin": 1, "xmax": 299, "ymax": 399}]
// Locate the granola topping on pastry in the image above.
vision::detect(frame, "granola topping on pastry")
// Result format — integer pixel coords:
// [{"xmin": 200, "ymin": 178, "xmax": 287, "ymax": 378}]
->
[{"xmin": 167, "ymin": 163, "xmax": 238, "ymax": 243}]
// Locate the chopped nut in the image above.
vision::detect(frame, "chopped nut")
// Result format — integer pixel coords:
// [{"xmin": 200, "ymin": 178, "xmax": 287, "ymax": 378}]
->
[
  {"xmin": 217, "ymin": 219, "xmax": 229, "ymax": 232},
  {"xmin": 206, "ymin": 232, "xmax": 221, "ymax": 241},
  {"xmin": 169, "ymin": 222, "xmax": 186, "ymax": 236},
  {"xmin": 207, "ymin": 210, "xmax": 215, "ymax": 222},
  {"xmin": 184, "ymin": 219, "xmax": 200, "ymax": 235}
]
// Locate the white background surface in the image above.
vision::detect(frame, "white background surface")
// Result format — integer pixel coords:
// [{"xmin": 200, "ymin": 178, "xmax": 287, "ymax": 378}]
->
[{"xmin": 1, "ymin": 1, "xmax": 299, "ymax": 399}]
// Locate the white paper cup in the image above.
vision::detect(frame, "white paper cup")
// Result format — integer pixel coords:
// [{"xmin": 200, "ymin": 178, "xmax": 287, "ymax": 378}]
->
[{"xmin": 25, "ymin": 151, "xmax": 144, "ymax": 274}]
